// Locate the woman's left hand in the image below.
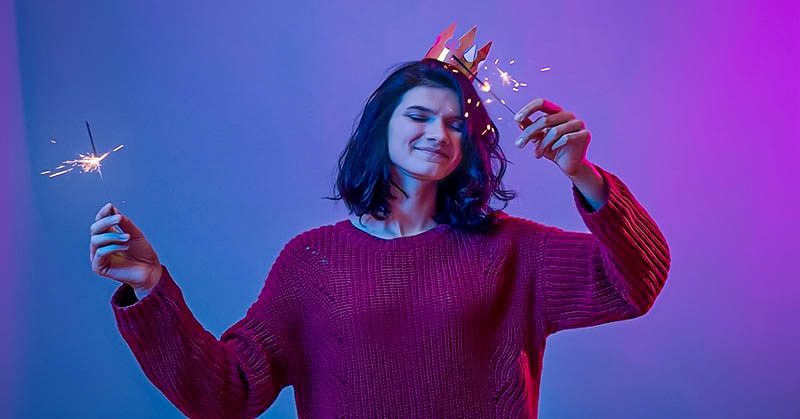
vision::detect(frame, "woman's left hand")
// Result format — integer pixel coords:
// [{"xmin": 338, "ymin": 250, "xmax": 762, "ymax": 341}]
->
[{"xmin": 513, "ymin": 98, "xmax": 591, "ymax": 177}]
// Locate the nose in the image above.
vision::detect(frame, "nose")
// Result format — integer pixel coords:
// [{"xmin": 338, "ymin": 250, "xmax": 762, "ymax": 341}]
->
[{"xmin": 425, "ymin": 118, "xmax": 449, "ymax": 144}]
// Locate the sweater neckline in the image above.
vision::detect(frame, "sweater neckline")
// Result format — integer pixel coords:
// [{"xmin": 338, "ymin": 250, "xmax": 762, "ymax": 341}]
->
[{"xmin": 336, "ymin": 219, "xmax": 451, "ymax": 251}]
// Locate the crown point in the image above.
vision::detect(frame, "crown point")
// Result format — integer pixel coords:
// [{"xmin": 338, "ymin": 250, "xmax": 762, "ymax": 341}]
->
[{"xmin": 422, "ymin": 24, "xmax": 493, "ymax": 81}]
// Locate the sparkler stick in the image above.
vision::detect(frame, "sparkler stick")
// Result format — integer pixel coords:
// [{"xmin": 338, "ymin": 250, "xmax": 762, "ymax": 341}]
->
[
  {"xmin": 82, "ymin": 121, "xmax": 115, "ymax": 210},
  {"xmin": 450, "ymin": 55, "xmax": 533, "ymax": 129},
  {"xmin": 85, "ymin": 120, "xmax": 104, "ymax": 182},
  {"xmin": 83, "ymin": 121, "xmax": 121, "ymax": 229}
]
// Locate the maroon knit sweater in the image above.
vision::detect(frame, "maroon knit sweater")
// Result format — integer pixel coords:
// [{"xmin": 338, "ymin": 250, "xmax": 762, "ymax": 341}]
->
[{"xmin": 111, "ymin": 165, "xmax": 670, "ymax": 418}]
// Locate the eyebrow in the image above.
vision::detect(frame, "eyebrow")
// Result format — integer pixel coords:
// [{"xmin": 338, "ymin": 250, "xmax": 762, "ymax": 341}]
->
[{"xmin": 405, "ymin": 105, "xmax": 462, "ymax": 119}]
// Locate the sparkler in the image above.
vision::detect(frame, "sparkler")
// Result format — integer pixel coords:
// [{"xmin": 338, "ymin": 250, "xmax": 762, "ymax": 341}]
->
[
  {"xmin": 41, "ymin": 121, "xmax": 126, "ymax": 212},
  {"xmin": 40, "ymin": 121, "xmax": 124, "ymax": 179},
  {"xmin": 450, "ymin": 55, "xmax": 534, "ymax": 129},
  {"xmin": 39, "ymin": 121, "xmax": 127, "ymax": 212}
]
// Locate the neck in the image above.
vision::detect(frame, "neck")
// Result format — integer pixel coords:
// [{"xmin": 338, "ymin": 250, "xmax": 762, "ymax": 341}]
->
[{"xmin": 357, "ymin": 165, "xmax": 439, "ymax": 238}]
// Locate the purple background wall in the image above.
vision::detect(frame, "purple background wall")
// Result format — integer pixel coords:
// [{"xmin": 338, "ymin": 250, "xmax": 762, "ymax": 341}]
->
[
  {"xmin": 6, "ymin": 0, "xmax": 798, "ymax": 417},
  {"xmin": 1, "ymin": 0, "xmax": 29, "ymax": 415}
]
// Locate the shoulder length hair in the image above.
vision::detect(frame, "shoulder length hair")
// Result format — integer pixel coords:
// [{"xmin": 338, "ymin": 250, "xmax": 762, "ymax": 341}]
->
[{"xmin": 324, "ymin": 58, "xmax": 516, "ymax": 234}]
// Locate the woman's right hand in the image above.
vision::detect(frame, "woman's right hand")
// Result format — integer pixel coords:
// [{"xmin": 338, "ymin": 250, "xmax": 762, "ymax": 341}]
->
[{"xmin": 90, "ymin": 202, "xmax": 162, "ymax": 293}]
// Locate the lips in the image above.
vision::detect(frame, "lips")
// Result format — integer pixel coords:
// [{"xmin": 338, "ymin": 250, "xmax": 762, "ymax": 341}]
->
[{"xmin": 414, "ymin": 147, "xmax": 448, "ymax": 158}]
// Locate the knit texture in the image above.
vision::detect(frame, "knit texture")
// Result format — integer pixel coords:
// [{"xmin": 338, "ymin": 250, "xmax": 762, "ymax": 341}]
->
[{"xmin": 111, "ymin": 165, "xmax": 670, "ymax": 418}]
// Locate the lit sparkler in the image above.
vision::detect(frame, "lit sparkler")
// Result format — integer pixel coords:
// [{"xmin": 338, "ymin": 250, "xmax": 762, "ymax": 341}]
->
[
  {"xmin": 41, "ymin": 121, "xmax": 124, "ymax": 179},
  {"xmin": 451, "ymin": 55, "xmax": 535, "ymax": 129}
]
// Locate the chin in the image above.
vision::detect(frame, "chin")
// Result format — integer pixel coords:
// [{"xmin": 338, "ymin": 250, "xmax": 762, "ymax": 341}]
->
[
  {"xmin": 392, "ymin": 158, "xmax": 458, "ymax": 182},
  {"xmin": 410, "ymin": 165, "xmax": 455, "ymax": 181}
]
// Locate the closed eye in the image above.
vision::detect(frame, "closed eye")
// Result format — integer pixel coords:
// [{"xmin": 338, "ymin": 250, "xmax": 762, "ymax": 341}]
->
[
  {"xmin": 407, "ymin": 114, "xmax": 428, "ymax": 122},
  {"xmin": 448, "ymin": 121, "xmax": 464, "ymax": 131},
  {"xmin": 407, "ymin": 114, "xmax": 464, "ymax": 131}
]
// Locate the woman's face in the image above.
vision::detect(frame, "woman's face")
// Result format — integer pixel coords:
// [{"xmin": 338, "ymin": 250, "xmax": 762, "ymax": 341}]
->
[{"xmin": 386, "ymin": 85, "xmax": 464, "ymax": 182}]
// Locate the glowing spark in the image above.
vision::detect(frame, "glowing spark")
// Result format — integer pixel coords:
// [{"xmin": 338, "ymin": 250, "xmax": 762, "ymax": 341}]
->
[
  {"xmin": 520, "ymin": 83, "xmax": 527, "ymax": 87},
  {"xmin": 485, "ymin": 98, "xmax": 493, "ymax": 104},
  {"xmin": 464, "ymin": 111, "xmax": 470, "ymax": 118},
  {"xmin": 481, "ymin": 128, "xmax": 489, "ymax": 136},
  {"xmin": 64, "ymin": 151, "xmax": 111, "ymax": 174},
  {"xmin": 48, "ymin": 168, "xmax": 74, "ymax": 178},
  {"xmin": 509, "ymin": 59, "xmax": 515, "ymax": 65},
  {"xmin": 467, "ymin": 98, "xmax": 472, "ymax": 104},
  {"xmin": 498, "ymin": 116, "xmax": 503, "ymax": 120},
  {"xmin": 512, "ymin": 87, "xmax": 519, "ymax": 92},
  {"xmin": 42, "ymin": 144, "xmax": 124, "ymax": 179},
  {"xmin": 496, "ymin": 67, "xmax": 512, "ymax": 85},
  {"xmin": 475, "ymin": 101, "xmax": 480, "ymax": 107},
  {"xmin": 450, "ymin": 55, "xmax": 530, "ymax": 122},
  {"xmin": 540, "ymin": 67, "xmax": 551, "ymax": 72},
  {"xmin": 50, "ymin": 139, "xmax": 56, "ymax": 144}
]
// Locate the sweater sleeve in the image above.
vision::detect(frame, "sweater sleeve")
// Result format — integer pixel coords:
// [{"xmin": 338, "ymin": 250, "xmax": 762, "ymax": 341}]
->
[
  {"xmin": 534, "ymin": 164, "xmax": 671, "ymax": 336},
  {"xmin": 110, "ymin": 247, "xmax": 298, "ymax": 418}
]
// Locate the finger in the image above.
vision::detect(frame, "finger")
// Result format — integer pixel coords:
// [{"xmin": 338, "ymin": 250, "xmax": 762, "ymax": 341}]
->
[
  {"xmin": 90, "ymin": 232, "xmax": 130, "ymax": 251},
  {"xmin": 90, "ymin": 214, "xmax": 123, "ymax": 235},
  {"xmin": 550, "ymin": 130, "xmax": 591, "ymax": 153},
  {"xmin": 108, "ymin": 205, "xmax": 125, "ymax": 233},
  {"xmin": 117, "ymin": 213, "xmax": 145, "ymax": 238},
  {"xmin": 516, "ymin": 117, "xmax": 533, "ymax": 130},
  {"xmin": 92, "ymin": 244, "xmax": 129, "ymax": 273},
  {"xmin": 95, "ymin": 202, "xmax": 114, "ymax": 221},
  {"xmin": 516, "ymin": 111, "xmax": 575, "ymax": 148},
  {"xmin": 537, "ymin": 119, "xmax": 585, "ymax": 158},
  {"xmin": 89, "ymin": 231, "xmax": 129, "ymax": 261},
  {"xmin": 514, "ymin": 98, "xmax": 563, "ymax": 123},
  {"xmin": 542, "ymin": 119, "xmax": 585, "ymax": 147}
]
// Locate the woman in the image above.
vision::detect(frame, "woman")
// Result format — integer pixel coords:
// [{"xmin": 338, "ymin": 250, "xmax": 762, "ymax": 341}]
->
[{"xmin": 91, "ymin": 58, "xmax": 670, "ymax": 418}]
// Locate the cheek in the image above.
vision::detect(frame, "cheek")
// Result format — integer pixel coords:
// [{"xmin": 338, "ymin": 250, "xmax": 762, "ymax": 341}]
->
[{"xmin": 388, "ymin": 120, "xmax": 418, "ymax": 147}]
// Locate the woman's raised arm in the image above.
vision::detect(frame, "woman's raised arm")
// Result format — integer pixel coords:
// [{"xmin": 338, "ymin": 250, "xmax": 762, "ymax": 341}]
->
[
  {"xmin": 530, "ymin": 165, "xmax": 671, "ymax": 335},
  {"xmin": 110, "ymin": 251, "xmax": 298, "ymax": 418}
]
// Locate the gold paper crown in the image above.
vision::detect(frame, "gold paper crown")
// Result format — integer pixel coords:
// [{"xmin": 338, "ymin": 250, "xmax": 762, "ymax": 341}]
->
[{"xmin": 423, "ymin": 23, "xmax": 492, "ymax": 81}]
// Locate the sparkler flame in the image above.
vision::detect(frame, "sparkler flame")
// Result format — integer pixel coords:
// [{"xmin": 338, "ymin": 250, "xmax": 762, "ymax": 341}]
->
[
  {"xmin": 497, "ymin": 68, "xmax": 512, "ymax": 85},
  {"xmin": 42, "ymin": 146, "xmax": 123, "ymax": 179},
  {"xmin": 67, "ymin": 151, "xmax": 110, "ymax": 174}
]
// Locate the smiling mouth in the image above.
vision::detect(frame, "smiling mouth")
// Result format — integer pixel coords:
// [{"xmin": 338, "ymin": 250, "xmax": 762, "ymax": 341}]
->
[{"xmin": 414, "ymin": 147, "xmax": 448, "ymax": 158}]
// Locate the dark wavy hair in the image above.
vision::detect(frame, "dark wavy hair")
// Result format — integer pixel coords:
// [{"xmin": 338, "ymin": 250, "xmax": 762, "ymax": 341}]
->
[{"xmin": 324, "ymin": 58, "xmax": 516, "ymax": 234}]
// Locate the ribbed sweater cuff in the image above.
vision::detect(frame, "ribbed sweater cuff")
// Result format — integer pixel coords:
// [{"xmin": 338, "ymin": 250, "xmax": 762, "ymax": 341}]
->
[{"xmin": 110, "ymin": 265, "xmax": 188, "ymax": 337}]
